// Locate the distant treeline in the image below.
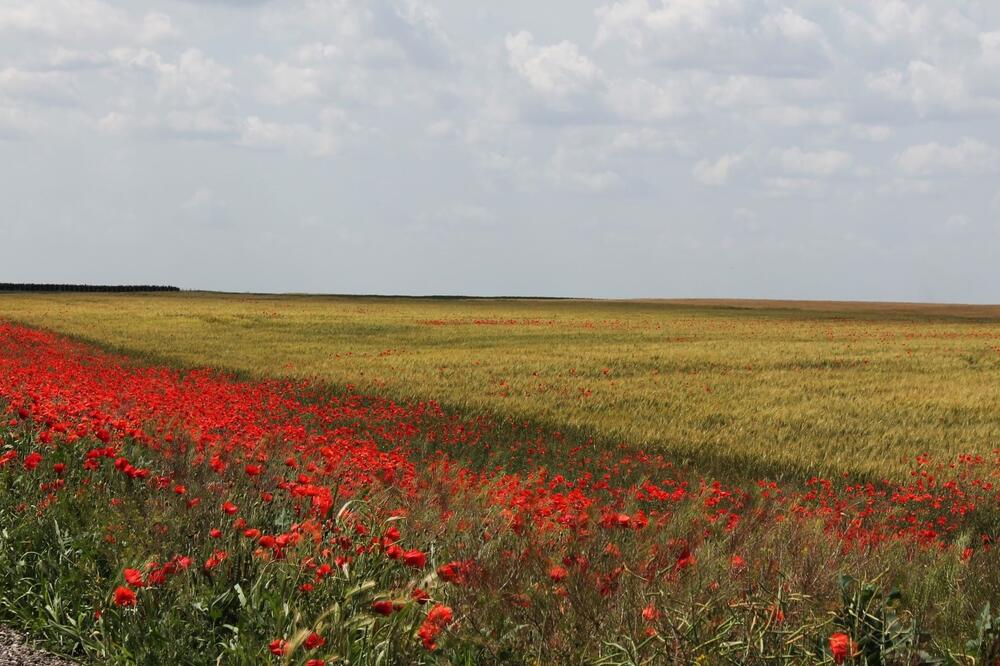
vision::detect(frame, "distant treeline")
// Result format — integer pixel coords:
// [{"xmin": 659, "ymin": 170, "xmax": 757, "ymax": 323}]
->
[{"xmin": 0, "ymin": 284, "xmax": 180, "ymax": 293}]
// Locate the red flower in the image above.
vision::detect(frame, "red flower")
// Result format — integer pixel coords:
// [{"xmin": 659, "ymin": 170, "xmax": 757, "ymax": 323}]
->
[
  {"xmin": 411, "ymin": 588, "xmax": 430, "ymax": 604},
  {"xmin": 436, "ymin": 561, "xmax": 470, "ymax": 584},
  {"xmin": 113, "ymin": 586, "xmax": 137, "ymax": 607},
  {"xmin": 417, "ymin": 604, "xmax": 454, "ymax": 651},
  {"xmin": 221, "ymin": 501, "xmax": 238, "ymax": 515},
  {"xmin": 548, "ymin": 565, "xmax": 568, "ymax": 582},
  {"xmin": 371, "ymin": 600, "xmax": 395, "ymax": 616},
  {"xmin": 401, "ymin": 549, "xmax": 426, "ymax": 568},
  {"xmin": 641, "ymin": 602, "xmax": 660, "ymax": 622},
  {"xmin": 303, "ymin": 632, "xmax": 325, "ymax": 650},
  {"xmin": 829, "ymin": 632, "xmax": 853, "ymax": 664},
  {"xmin": 306, "ymin": 660, "xmax": 325, "ymax": 666},
  {"xmin": 123, "ymin": 568, "xmax": 145, "ymax": 588},
  {"xmin": 268, "ymin": 639, "xmax": 285, "ymax": 656},
  {"xmin": 23, "ymin": 451, "xmax": 43, "ymax": 471}
]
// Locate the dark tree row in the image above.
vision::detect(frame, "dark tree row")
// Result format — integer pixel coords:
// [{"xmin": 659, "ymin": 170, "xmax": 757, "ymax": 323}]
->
[{"xmin": 0, "ymin": 284, "xmax": 181, "ymax": 293}]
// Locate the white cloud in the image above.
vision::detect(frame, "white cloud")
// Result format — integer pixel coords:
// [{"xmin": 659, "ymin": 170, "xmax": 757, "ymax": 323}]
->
[
  {"xmin": 594, "ymin": 0, "xmax": 831, "ymax": 74},
  {"xmin": 506, "ymin": 31, "xmax": 602, "ymax": 97},
  {"xmin": 693, "ymin": 152, "xmax": 744, "ymax": 186},
  {"xmin": 546, "ymin": 146, "xmax": 622, "ymax": 192},
  {"xmin": 0, "ymin": 1, "xmax": 173, "ymax": 45},
  {"xmin": 877, "ymin": 178, "xmax": 932, "ymax": 196},
  {"xmin": 945, "ymin": 213, "xmax": 970, "ymax": 229},
  {"xmin": 607, "ymin": 77, "xmax": 686, "ymax": 121},
  {"xmin": 851, "ymin": 124, "xmax": 893, "ymax": 142},
  {"xmin": 0, "ymin": 66, "xmax": 78, "ymax": 104},
  {"xmin": 773, "ymin": 147, "xmax": 852, "ymax": 176},
  {"xmin": 0, "ymin": 104, "xmax": 43, "ymax": 138},
  {"xmin": 108, "ymin": 48, "xmax": 233, "ymax": 110},
  {"xmin": 0, "ymin": 0, "xmax": 126, "ymax": 38},
  {"xmin": 420, "ymin": 203, "xmax": 497, "ymax": 225},
  {"xmin": 238, "ymin": 108, "xmax": 355, "ymax": 157},
  {"xmin": 253, "ymin": 57, "xmax": 322, "ymax": 104},
  {"xmin": 139, "ymin": 12, "xmax": 174, "ymax": 43},
  {"xmin": 896, "ymin": 139, "xmax": 1000, "ymax": 176}
]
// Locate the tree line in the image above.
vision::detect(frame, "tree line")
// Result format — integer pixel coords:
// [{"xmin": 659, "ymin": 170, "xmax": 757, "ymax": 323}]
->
[{"xmin": 0, "ymin": 284, "xmax": 181, "ymax": 293}]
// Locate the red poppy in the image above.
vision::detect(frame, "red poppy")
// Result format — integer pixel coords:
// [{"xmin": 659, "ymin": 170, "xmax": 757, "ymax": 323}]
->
[
  {"xmin": 371, "ymin": 600, "xmax": 395, "ymax": 615},
  {"xmin": 113, "ymin": 586, "xmax": 137, "ymax": 607},
  {"xmin": 418, "ymin": 604, "xmax": 454, "ymax": 651},
  {"xmin": 23, "ymin": 452, "xmax": 43, "ymax": 471},
  {"xmin": 123, "ymin": 568, "xmax": 144, "ymax": 588},
  {"xmin": 401, "ymin": 549, "xmax": 426, "ymax": 568},
  {"xmin": 829, "ymin": 632, "xmax": 853, "ymax": 664}
]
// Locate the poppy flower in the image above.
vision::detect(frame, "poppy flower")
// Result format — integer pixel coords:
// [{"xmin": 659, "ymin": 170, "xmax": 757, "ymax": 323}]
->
[
  {"xmin": 401, "ymin": 549, "xmax": 426, "ymax": 568},
  {"xmin": 113, "ymin": 586, "xmax": 137, "ymax": 607},
  {"xmin": 829, "ymin": 632, "xmax": 853, "ymax": 664},
  {"xmin": 123, "ymin": 568, "xmax": 144, "ymax": 588},
  {"xmin": 417, "ymin": 604, "xmax": 454, "ymax": 651},
  {"xmin": 303, "ymin": 632, "xmax": 325, "ymax": 650},
  {"xmin": 23, "ymin": 452, "xmax": 42, "ymax": 471},
  {"xmin": 372, "ymin": 600, "xmax": 395, "ymax": 616}
]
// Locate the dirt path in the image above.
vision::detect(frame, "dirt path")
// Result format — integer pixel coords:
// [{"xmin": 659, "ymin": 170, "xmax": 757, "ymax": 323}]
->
[{"xmin": 0, "ymin": 628, "xmax": 76, "ymax": 666}]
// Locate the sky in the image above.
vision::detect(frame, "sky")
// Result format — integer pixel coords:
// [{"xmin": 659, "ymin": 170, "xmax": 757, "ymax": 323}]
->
[{"xmin": 2, "ymin": 0, "xmax": 1000, "ymax": 301}]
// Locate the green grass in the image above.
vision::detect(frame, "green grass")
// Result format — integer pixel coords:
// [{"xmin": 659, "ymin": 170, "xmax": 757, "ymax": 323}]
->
[{"xmin": 2, "ymin": 291, "xmax": 1000, "ymax": 480}]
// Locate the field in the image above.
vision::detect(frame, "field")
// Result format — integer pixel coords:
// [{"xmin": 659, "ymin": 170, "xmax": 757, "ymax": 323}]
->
[
  {"xmin": 2, "ymin": 292, "xmax": 1000, "ymax": 480},
  {"xmin": 2, "ymin": 294, "xmax": 1000, "ymax": 664}
]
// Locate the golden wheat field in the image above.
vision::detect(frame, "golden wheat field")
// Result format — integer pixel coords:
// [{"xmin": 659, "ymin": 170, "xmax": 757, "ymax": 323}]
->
[{"xmin": 3, "ymin": 292, "xmax": 999, "ymax": 480}]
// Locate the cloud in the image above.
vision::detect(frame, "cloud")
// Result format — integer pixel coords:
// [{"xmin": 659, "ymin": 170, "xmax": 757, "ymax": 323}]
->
[
  {"xmin": 0, "ymin": 66, "xmax": 79, "ymax": 104},
  {"xmin": 606, "ymin": 76, "xmax": 687, "ymax": 121},
  {"xmin": 0, "ymin": 104, "xmax": 43, "ymax": 138},
  {"xmin": 253, "ymin": 57, "xmax": 322, "ymax": 104},
  {"xmin": 693, "ymin": 153, "xmax": 744, "ymax": 186},
  {"xmin": 506, "ymin": 31, "xmax": 602, "ymax": 97},
  {"xmin": 945, "ymin": 213, "xmax": 970, "ymax": 230},
  {"xmin": 108, "ymin": 48, "xmax": 233, "ymax": 110},
  {"xmin": 0, "ymin": 1, "xmax": 173, "ymax": 45},
  {"xmin": 896, "ymin": 139, "xmax": 1000, "ymax": 176},
  {"xmin": 772, "ymin": 147, "xmax": 852, "ymax": 176},
  {"xmin": 594, "ymin": 1, "xmax": 832, "ymax": 75},
  {"xmin": 181, "ymin": 188, "xmax": 231, "ymax": 227},
  {"xmin": 237, "ymin": 108, "xmax": 356, "ymax": 157},
  {"xmin": 419, "ymin": 203, "xmax": 497, "ymax": 225},
  {"xmin": 259, "ymin": 0, "xmax": 450, "ymax": 67}
]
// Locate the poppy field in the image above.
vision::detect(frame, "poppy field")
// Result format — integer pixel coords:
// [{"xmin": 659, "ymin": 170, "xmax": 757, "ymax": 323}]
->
[{"xmin": 1, "ymin": 294, "xmax": 1000, "ymax": 663}]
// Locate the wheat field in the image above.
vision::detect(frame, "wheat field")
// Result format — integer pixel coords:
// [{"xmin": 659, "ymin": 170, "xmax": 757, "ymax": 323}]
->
[{"xmin": 3, "ymin": 291, "xmax": 999, "ymax": 480}]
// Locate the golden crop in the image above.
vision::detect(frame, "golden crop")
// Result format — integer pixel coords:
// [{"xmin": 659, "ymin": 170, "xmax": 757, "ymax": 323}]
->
[{"xmin": 3, "ymin": 292, "xmax": 999, "ymax": 480}]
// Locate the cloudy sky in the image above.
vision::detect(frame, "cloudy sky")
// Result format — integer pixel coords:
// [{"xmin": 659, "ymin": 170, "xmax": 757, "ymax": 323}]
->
[{"xmin": 2, "ymin": 1, "xmax": 1000, "ymax": 301}]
